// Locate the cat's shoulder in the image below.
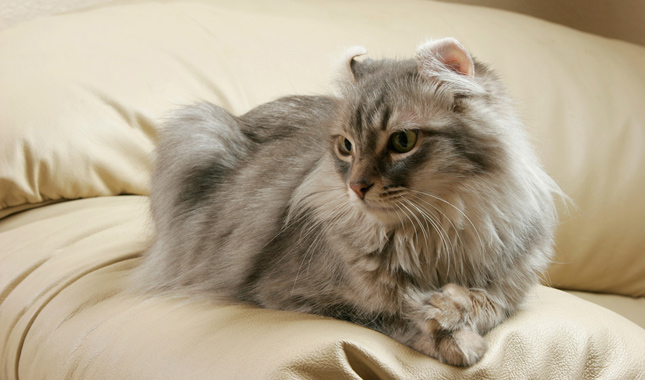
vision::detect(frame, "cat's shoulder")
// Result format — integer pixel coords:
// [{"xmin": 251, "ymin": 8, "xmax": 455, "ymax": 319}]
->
[
  {"xmin": 239, "ymin": 95, "xmax": 338, "ymax": 144},
  {"xmin": 242, "ymin": 95, "xmax": 337, "ymax": 121}
]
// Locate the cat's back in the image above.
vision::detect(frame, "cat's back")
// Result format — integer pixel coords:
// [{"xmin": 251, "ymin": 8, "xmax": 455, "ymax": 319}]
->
[
  {"xmin": 136, "ymin": 95, "xmax": 339, "ymax": 293},
  {"xmin": 240, "ymin": 95, "xmax": 337, "ymax": 145},
  {"xmin": 152, "ymin": 95, "xmax": 337, "ymax": 215},
  {"xmin": 228, "ymin": 95, "xmax": 339, "ymax": 201}
]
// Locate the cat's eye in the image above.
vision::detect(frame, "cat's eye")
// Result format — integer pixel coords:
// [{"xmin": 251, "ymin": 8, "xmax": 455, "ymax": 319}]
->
[
  {"xmin": 389, "ymin": 130, "xmax": 418, "ymax": 153},
  {"xmin": 337, "ymin": 136, "xmax": 353, "ymax": 156}
]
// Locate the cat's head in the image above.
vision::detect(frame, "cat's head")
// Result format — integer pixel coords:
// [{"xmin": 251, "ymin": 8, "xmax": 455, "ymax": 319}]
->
[{"xmin": 329, "ymin": 38, "xmax": 511, "ymax": 225}]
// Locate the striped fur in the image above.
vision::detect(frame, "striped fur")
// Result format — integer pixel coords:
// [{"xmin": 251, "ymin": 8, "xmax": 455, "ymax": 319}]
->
[{"xmin": 133, "ymin": 39, "xmax": 561, "ymax": 366}]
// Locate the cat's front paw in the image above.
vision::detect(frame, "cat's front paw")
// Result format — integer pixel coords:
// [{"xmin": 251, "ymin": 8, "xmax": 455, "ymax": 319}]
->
[
  {"xmin": 412, "ymin": 328, "xmax": 488, "ymax": 366},
  {"xmin": 423, "ymin": 283, "xmax": 472, "ymax": 331},
  {"xmin": 408, "ymin": 284, "xmax": 487, "ymax": 366}
]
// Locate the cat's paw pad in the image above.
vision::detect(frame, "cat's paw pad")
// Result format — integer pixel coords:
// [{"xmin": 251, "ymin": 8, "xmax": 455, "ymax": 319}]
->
[{"xmin": 424, "ymin": 283, "xmax": 472, "ymax": 331}]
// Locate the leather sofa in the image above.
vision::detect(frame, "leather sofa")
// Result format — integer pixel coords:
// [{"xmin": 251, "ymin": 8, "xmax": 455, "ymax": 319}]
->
[{"xmin": 1, "ymin": 0, "xmax": 644, "ymax": 378}]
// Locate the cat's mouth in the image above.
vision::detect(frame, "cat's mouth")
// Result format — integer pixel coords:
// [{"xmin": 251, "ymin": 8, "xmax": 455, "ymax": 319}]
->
[{"xmin": 347, "ymin": 186, "xmax": 409, "ymax": 223}]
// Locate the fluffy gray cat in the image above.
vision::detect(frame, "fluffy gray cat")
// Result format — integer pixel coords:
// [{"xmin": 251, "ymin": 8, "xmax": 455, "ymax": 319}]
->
[{"xmin": 134, "ymin": 38, "xmax": 561, "ymax": 366}]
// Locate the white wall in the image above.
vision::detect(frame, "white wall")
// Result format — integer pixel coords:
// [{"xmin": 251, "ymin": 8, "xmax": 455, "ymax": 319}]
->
[{"xmin": 0, "ymin": 0, "xmax": 113, "ymax": 30}]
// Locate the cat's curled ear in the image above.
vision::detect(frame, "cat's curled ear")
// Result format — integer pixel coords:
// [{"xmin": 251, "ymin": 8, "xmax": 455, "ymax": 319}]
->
[
  {"xmin": 417, "ymin": 38, "xmax": 474, "ymax": 78},
  {"xmin": 336, "ymin": 46, "xmax": 367, "ymax": 84},
  {"xmin": 416, "ymin": 38, "xmax": 483, "ymax": 97}
]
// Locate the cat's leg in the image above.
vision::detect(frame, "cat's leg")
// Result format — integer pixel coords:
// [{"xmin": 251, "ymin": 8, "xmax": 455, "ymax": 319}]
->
[
  {"xmin": 399, "ymin": 284, "xmax": 486, "ymax": 366},
  {"xmin": 423, "ymin": 283, "xmax": 512, "ymax": 335},
  {"xmin": 399, "ymin": 282, "xmax": 518, "ymax": 366}
]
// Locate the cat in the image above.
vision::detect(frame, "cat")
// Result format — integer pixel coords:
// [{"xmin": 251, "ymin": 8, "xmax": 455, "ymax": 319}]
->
[{"xmin": 133, "ymin": 38, "xmax": 561, "ymax": 367}]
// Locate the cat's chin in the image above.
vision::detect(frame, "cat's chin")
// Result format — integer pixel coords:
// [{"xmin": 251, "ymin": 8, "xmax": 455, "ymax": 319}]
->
[{"xmin": 358, "ymin": 201, "xmax": 403, "ymax": 226}]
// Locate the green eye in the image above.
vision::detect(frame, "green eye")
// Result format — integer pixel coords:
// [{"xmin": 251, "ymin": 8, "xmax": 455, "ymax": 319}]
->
[
  {"xmin": 337, "ymin": 136, "xmax": 353, "ymax": 156},
  {"xmin": 389, "ymin": 130, "xmax": 418, "ymax": 153}
]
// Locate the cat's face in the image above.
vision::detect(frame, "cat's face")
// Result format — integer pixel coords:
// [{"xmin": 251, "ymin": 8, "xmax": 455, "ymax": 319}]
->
[{"xmin": 330, "ymin": 40, "xmax": 502, "ymax": 225}]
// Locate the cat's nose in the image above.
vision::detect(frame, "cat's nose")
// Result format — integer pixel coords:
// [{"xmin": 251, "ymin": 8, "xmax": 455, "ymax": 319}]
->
[{"xmin": 349, "ymin": 181, "xmax": 374, "ymax": 199}]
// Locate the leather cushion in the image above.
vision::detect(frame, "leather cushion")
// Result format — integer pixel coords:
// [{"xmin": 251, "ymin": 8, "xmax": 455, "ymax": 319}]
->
[{"xmin": 1, "ymin": 196, "xmax": 643, "ymax": 379}]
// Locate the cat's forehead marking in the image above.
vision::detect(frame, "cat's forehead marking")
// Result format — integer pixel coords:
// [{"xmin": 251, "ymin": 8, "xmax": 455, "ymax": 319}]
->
[
  {"xmin": 335, "ymin": 64, "xmax": 448, "ymax": 153},
  {"xmin": 350, "ymin": 103, "xmax": 391, "ymax": 154}
]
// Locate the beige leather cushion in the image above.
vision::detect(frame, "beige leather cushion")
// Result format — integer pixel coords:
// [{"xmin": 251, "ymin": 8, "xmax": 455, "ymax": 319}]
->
[
  {"xmin": 0, "ymin": 196, "xmax": 643, "ymax": 380},
  {"xmin": 0, "ymin": 1, "xmax": 643, "ymax": 293},
  {"xmin": 567, "ymin": 291, "xmax": 645, "ymax": 329}
]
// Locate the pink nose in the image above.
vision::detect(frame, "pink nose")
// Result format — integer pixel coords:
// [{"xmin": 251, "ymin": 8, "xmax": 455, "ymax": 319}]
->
[{"xmin": 349, "ymin": 181, "xmax": 373, "ymax": 199}]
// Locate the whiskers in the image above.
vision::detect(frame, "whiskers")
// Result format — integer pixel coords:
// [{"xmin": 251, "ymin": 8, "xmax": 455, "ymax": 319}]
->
[
  {"xmin": 373, "ymin": 187, "xmax": 486, "ymax": 277},
  {"xmin": 408, "ymin": 189, "xmax": 486, "ymax": 256},
  {"xmin": 282, "ymin": 183, "xmax": 486, "ymax": 293}
]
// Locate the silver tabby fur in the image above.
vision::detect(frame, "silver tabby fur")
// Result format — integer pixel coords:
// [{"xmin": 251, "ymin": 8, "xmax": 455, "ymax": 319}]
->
[{"xmin": 134, "ymin": 38, "xmax": 561, "ymax": 366}]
